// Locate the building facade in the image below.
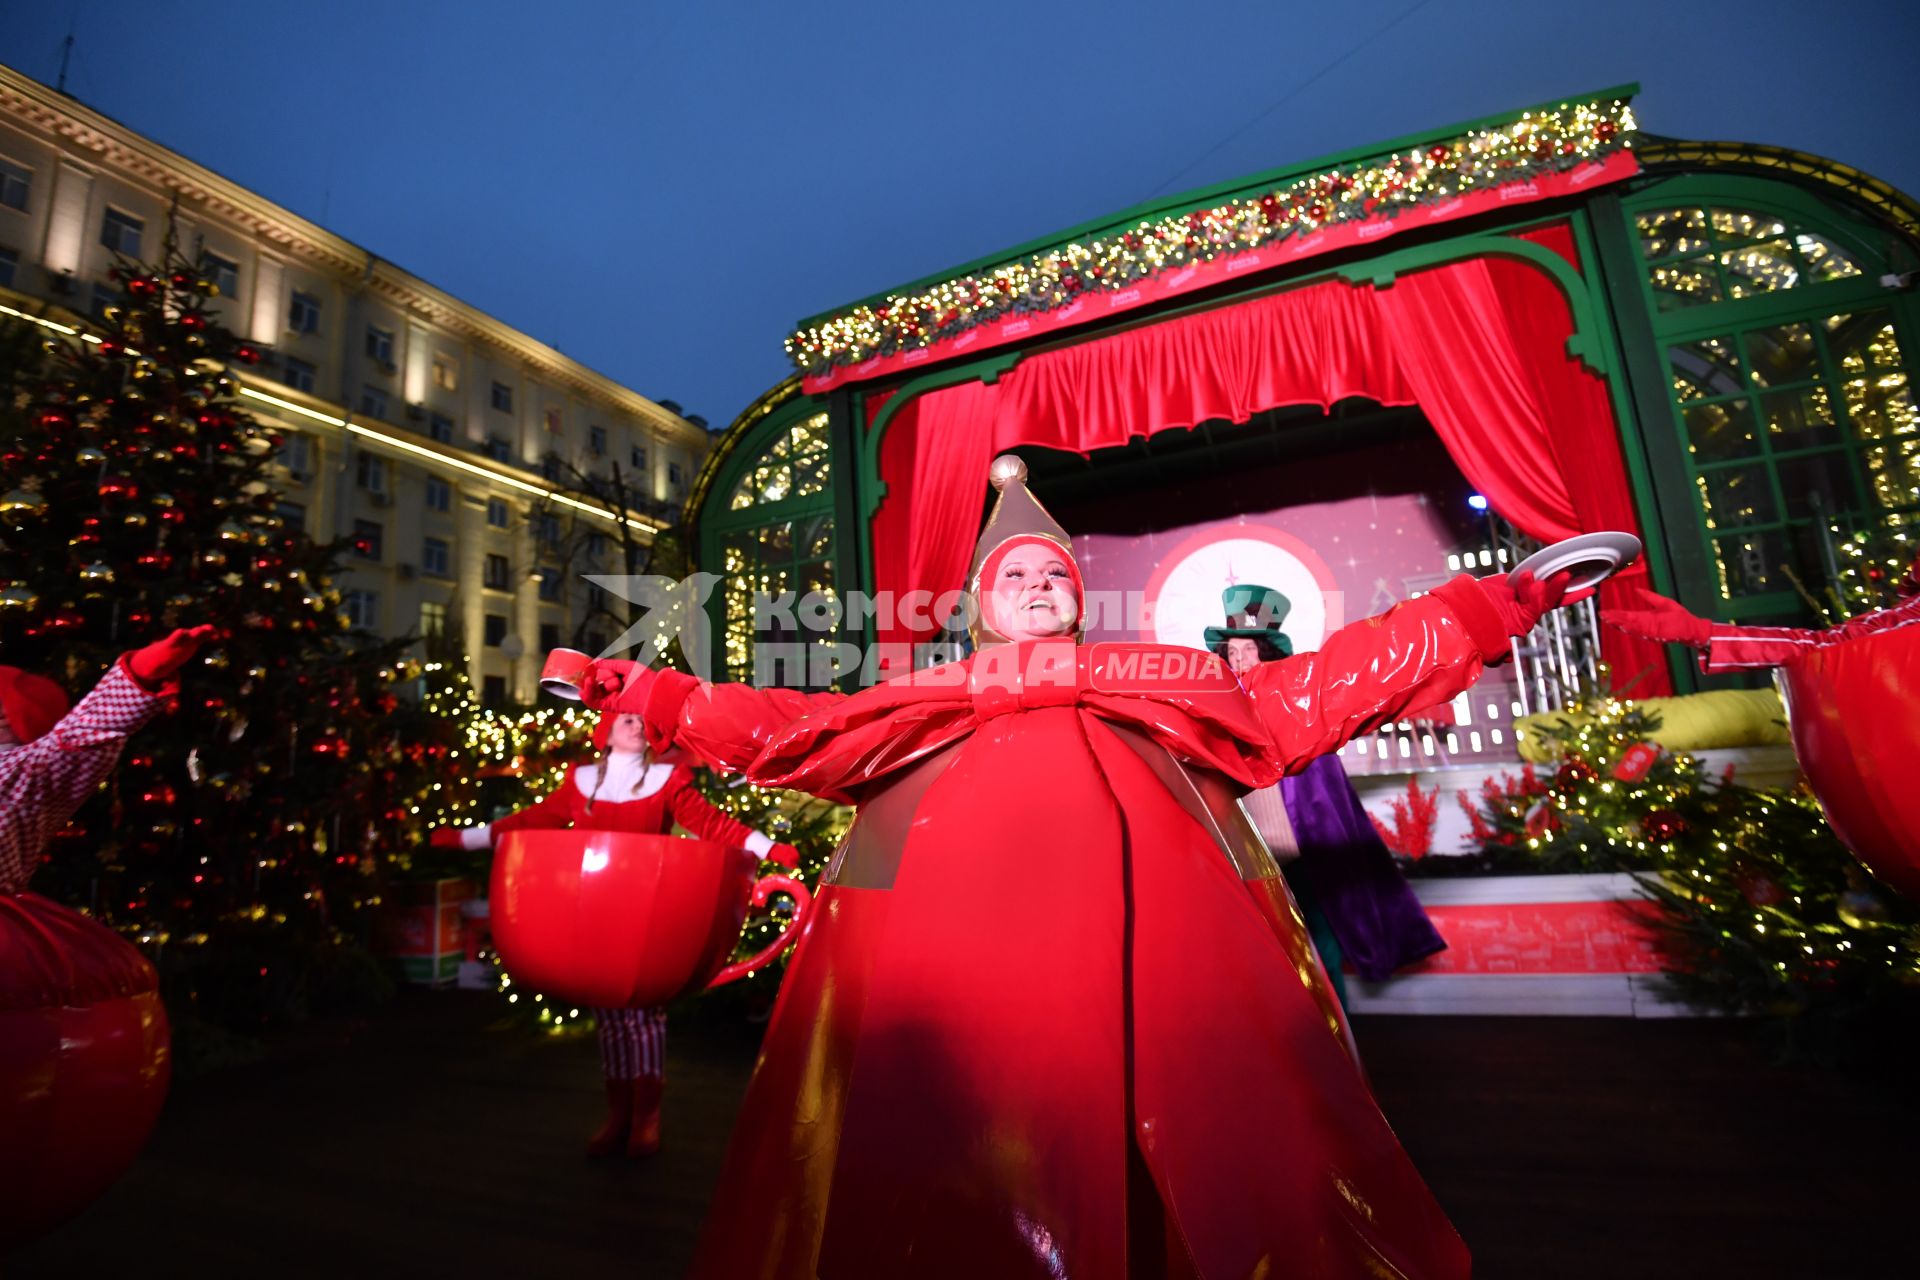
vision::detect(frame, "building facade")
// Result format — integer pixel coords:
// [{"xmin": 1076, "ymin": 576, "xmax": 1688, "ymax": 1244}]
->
[{"xmin": 0, "ymin": 63, "xmax": 709, "ymax": 704}]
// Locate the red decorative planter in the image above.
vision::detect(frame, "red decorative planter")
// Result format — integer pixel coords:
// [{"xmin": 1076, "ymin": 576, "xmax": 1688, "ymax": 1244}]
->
[
  {"xmin": 490, "ymin": 831, "xmax": 811, "ymax": 1009},
  {"xmin": 0, "ymin": 893, "xmax": 171, "ymax": 1248},
  {"xmin": 1779, "ymin": 621, "xmax": 1920, "ymax": 898}
]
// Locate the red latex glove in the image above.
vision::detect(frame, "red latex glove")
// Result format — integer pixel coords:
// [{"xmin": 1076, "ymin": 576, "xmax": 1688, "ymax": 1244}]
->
[
  {"xmin": 580, "ymin": 659, "xmax": 649, "ymax": 711},
  {"xmin": 429, "ymin": 827, "xmax": 466, "ymax": 851},
  {"xmin": 1477, "ymin": 570, "xmax": 1582, "ymax": 638},
  {"xmin": 1604, "ymin": 589, "xmax": 1713, "ymax": 646},
  {"xmin": 766, "ymin": 842, "xmax": 801, "ymax": 869},
  {"xmin": 126, "ymin": 625, "xmax": 218, "ymax": 689}
]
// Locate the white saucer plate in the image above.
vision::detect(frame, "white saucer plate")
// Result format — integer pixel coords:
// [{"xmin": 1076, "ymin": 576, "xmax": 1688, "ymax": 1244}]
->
[{"xmin": 1507, "ymin": 531, "xmax": 1642, "ymax": 593}]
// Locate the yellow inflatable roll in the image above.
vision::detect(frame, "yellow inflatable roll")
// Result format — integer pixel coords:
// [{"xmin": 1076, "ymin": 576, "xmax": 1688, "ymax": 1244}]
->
[{"xmin": 1513, "ymin": 688, "xmax": 1788, "ymax": 763}]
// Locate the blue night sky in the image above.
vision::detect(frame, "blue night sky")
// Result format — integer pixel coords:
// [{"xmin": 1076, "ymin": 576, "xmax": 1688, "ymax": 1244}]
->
[{"xmin": 8, "ymin": 0, "xmax": 1917, "ymax": 426}]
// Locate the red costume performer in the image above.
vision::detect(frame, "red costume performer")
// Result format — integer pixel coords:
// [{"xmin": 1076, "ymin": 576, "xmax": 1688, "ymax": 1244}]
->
[
  {"xmin": 0, "ymin": 628, "xmax": 214, "ymax": 894},
  {"xmin": 585, "ymin": 457, "xmax": 1577, "ymax": 1279},
  {"xmin": 1607, "ymin": 582, "xmax": 1920, "ymax": 672},
  {"xmin": 432, "ymin": 711, "xmax": 795, "ymax": 1157}
]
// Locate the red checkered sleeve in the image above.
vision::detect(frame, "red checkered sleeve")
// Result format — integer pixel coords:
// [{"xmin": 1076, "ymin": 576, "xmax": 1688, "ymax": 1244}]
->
[{"xmin": 0, "ymin": 660, "xmax": 170, "ymax": 894}]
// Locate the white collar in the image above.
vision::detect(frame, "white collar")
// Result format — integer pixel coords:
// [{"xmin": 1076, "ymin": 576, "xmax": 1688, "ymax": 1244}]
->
[{"xmin": 573, "ymin": 756, "xmax": 673, "ymax": 801}]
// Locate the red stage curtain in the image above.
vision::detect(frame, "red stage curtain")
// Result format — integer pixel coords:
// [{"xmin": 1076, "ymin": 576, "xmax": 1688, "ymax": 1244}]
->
[{"xmin": 872, "ymin": 243, "xmax": 1672, "ymax": 694}]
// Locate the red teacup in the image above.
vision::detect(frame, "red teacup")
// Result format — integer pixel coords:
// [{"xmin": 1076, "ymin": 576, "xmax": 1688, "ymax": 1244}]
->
[
  {"xmin": 1779, "ymin": 622, "xmax": 1920, "ymax": 898},
  {"xmin": 539, "ymin": 648, "xmax": 593, "ymax": 701},
  {"xmin": 490, "ymin": 831, "xmax": 811, "ymax": 1008}
]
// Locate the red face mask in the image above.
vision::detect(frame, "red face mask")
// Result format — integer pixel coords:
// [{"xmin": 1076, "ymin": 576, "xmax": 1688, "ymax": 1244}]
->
[{"xmin": 976, "ymin": 536, "xmax": 1084, "ymax": 642}]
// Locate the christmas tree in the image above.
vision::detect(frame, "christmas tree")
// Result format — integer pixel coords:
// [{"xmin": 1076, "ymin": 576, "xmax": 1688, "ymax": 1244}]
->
[
  {"xmin": 1460, "ymin": 690, "xmax": 1920, "ymax": 1026},
  {"xmin": 0, "ymin": 230, "xmax": 455, "ymax": 1036}
]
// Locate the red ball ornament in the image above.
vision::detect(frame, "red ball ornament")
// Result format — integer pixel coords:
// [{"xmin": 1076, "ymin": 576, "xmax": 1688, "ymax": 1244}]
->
[
  {"xmin": 1427, "ymin": 145, "xmax": 1450, "ymax": 163},
  {"xmin": 1555, "ymin": 759, "xmax": 1597, "ymax": 790},
  {"xmin": 97, "ymin": 474, "xmax": 139, "ymax": 502},
  {"xmin": 137, "ymin": 784, "xmax": 177, "ymax": 809},
  {"xmin": 36, "ymin": 409, "xmax": 73, "ymax": 430},
  {"xmin": 177, "ymin": 313, "xmax": 207, "ymax": 332},
  {"xmin": 1595, "ymin": 121, "xmax": 1618, "ymax": 141},
  {"xmin": 134, "ymin": 551, "xmax": 175, "ymax": 574},
  {"xmin": 0, "ymin": 893, "xmax": 170, "ymax": 1247},
  {"xmin": 1739, "ymin": 874, "xmax": 1786, "ymax": 908},
  {"xmin": 1643, "ymin": 809, "xmax": 1686, "ymax": 843}
]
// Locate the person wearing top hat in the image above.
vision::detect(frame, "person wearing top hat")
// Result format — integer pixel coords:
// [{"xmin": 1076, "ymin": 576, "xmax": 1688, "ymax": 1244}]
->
[
  {"xmin": 1207, "ymin": 584, "xmax": 1447, "ymax": 1006},
  {"xmin": 577, "ymin": 454, "xmax": 1583, "ymax": 1280}
]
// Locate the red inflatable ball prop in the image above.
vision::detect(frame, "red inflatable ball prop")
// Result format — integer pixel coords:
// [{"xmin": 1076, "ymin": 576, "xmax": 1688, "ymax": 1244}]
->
[
  {"xmin": 0, "ymin": 892, "xmax": 171, "ymax": 1248},
  {"xmin": 490, "ymin": 831, "xmax": 811, "ymax": 1009},
  {"xmin": 1779, "ymin": 620, "xmax": 1920, "ymax": 899}
]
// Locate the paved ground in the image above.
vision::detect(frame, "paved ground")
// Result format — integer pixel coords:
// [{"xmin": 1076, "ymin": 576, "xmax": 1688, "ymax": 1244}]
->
[{"xmin": 9, "ymin": 993, "xmax": 1915, "ymax": 1278}]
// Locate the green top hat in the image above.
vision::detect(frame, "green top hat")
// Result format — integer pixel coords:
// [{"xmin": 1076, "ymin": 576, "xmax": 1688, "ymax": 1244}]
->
[{"xmin": 1203, "ymin": 584, "xmax": 1293, "ymax": 656}]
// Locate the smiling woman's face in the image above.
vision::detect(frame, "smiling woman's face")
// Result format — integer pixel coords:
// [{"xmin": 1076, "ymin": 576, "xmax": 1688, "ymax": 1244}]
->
[{"xmin": 986, "ymin": 542, "xmax": 1080, "ymax": 641}]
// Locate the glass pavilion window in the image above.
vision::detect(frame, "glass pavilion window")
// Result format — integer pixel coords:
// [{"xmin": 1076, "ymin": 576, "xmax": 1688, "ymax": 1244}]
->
[
  {"xmin": 1631, "ymin": 189, "xmax": 1919, "ymax": 613},
  {"xmin": 710, "ymin": 411, "xmax": 839, "ymax": 686}
]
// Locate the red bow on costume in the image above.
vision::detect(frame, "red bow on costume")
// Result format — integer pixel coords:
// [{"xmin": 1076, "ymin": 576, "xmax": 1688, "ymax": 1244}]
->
[{"xmin": 746, "ymin": 640, "xmax": 1282, "ymax": 804}]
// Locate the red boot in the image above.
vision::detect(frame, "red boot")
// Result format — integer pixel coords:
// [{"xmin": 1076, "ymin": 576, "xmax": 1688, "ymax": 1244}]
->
[
  {"xmin": 586, "ymin": 1078, "xmax": 635, "ymax": 1158},
  {"xmin": 626, "ymin": 1075, "xmax": 663, "ymax": 1158}
]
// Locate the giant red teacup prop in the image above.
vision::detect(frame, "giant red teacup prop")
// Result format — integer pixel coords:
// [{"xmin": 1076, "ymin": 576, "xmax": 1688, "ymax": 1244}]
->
[
  {"xmin": 490, "ymin": 831, "xmax": 812, "ymax": 1008},
  {"xmin": 1777, "ymin": 620, "xmax": 1920, "ymax": 899}
]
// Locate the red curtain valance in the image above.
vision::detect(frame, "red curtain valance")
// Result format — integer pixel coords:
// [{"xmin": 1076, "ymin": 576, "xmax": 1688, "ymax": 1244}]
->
[{"xmin": 871, "ymin": 231, "xmax": 1670, "ymax": 694}]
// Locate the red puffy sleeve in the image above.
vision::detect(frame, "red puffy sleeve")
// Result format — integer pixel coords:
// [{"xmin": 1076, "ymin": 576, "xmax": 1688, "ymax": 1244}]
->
[
  {"xmin": 1241, "ymin": 578, "xmax": 1505, "ymax": 774},
  {"xmin": 664, "ymin": 767, "xmax": 759, "ymax": 848},
  {"xmin": 489, "ymin": 767, "xmax": 586, "ymax": 835},
  {"xmin": 640, "ymin": 670, "xmax": 847, "ymax": 777}
]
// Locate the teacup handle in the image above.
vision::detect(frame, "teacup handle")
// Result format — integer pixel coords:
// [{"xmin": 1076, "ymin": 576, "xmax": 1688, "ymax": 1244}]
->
[{"xmin": 706, "ymin": 872, "xmax": 813, "ymax": 989}]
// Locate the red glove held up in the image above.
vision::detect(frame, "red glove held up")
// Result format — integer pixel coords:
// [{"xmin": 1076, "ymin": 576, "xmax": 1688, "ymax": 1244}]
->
[
  {"xmin": 429, "ymin": 827, "xmax": 466, "ymax": 851},
  {"xmin": 766, "ymin": 842, "xmax": 801, "ymax": 869},
  {"xmin": 126, "ymin": 625, "xmax": 218, "ymax": 690},
  {"xmin": 1476, "ymin": 570, "xmax": 1582, "ymax": 638},
  {"xmin": 1603, "ymin": 589, "xmax": 1713, "ymax": 647}
]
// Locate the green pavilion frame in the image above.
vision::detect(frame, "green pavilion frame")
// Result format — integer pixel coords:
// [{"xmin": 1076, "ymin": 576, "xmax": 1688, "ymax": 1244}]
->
[{"xmin": 686, "ymin": 86, "xmax": 1920, "ymax": 694}]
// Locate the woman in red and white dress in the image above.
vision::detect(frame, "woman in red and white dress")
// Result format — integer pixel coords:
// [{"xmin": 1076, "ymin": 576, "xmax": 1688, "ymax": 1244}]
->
[{"xmin": 432, "ymin": 710, "xmax": 795, "ymax": 1158}]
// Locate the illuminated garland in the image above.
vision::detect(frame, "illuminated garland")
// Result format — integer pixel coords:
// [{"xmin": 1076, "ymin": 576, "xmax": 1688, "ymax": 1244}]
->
[{"xmin": 786, "ymin": 97, "xmax": 1636, "ymax": 375}]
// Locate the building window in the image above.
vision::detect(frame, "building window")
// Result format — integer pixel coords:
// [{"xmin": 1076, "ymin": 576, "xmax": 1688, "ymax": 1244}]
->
[
  {"xmin": 1631, "ymin": 188, "xmax": 1919, "ymax": 614},
  {"xmin": 288, "ymin": 290, "xmax": 322, "ymax": 334},
  {"xmin": 355, "ymin": 452, "xmax": 388, "ymax": 494},
  {"xmin": 424, "ymin": 475, "xmax": 451, "ymax": 512},
  {"xmin": 540, "ymin": 454, "xmax": 563, "ymax": 482},
  {"xmin": 0, "ymin": 158, "xmax": 28, "ymax": 211},
  {"xmin": 359, "ymin": 385, "xmax": 390, "ymax": 421},
  {"xmin": 422, "ymin": 536, "xmax": 451, "ymax": 577},
  {"xmin": 0, "ymin": 246, "xmax": 16, "ymax": 289},
  {"xmin": 99, "ymin": 207, "xmax": 143, "ymax": 256},
  {"xmin": 279, "ymin": 356, "xmax": 316, "ymax": 393},
  {"xmin": 491, "ymin": 381, "xmax": 513, "ymax": 412},
  {"xmin": 486, "ymin": 435, "xmax": 512, "ymax": 463},
  {"xmin": 538, "ymin": 622, "xmax": 560, "ymax": 652},
  {"xmin": 585, "ymin": 582, "xmax": 609, "ymax": 611},
  {"xmin": 90, "ymin": 281, "xmax": 118, "ymax": 319},
  {"xmin": 588, "ymin": 425, "xmax": 607, "ymax": 455},
  {"xmin": 631, "ymin": 444, "xmax": 648, "ymax": 470},
  {"xmin": 276, "ymin": 500, "xmax": 306, "ymax": 532},
  {"xmin": 587, "ymin": 532, "xmax": 608, "ymax": 558},
  {"xmin": 365, "ymin": 325, "xmax": 395, "ymax": 366},
  {"xmin": 713, "ymin": 410, "xmax": 838, "ymax": 683},
  {"xmin": 584, "ymin": 631, "xmax": 607, "ymax": 655},
  {"xmin": 483, "ymin": 553, "xmax": 510, "ymax": 589},
  {"xmin": 428, "ymin": 411, "xmax": 455, "ymax": 444},
  {"xmin": 536, "ymin": 568, "xmax": 563, "ymax": 602},
  {"xmin": 544, "ymin": 406, "xmax": 562, "ymax": 433},
  {"xmin": 432, "ymin": 355, "xmax": 458, "ymax": 391},
  {"xmin": 351, "ymin": 518, "xmax": 384, "ymax": 561},
  {"xmin": 344, "ymin": 590, "xmax": 379, "ymax": 631},
  {"xmin": 482, "ymin": 674, "xmax": 507, "ymax": 704},
  {"xmin": 486, "ymin": 497, "xmax": 509, "ymax": 528},
  {"xmin": 483, "ymin": 613, "xmax": 508, "ymax": 647},
  {"xmin": 279, "ymin": 433, "xmax": 312, "ymax": 476},
  {"xmin": 668, "ymin": 461, "xmax": 684, "ymax": 488},
  {"xmin": 534, "ymin": 513, "xmax": 562, "ymax": 546},
  {"xmin": 204, "ymin": 252, "xmax": 239, "ymax": 299},
  {"xmin": 420, "ymin": 600, "xmax": 448, "ymax": 638}
]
